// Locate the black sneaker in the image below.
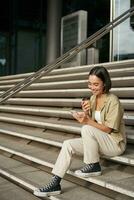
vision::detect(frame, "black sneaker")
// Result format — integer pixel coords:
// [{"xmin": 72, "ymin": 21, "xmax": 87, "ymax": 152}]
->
[
  {"xmin": 34, "ymin": 182, "xmax": 61, "ymax": 197},
  {"xmin": 75, "ymin": 162, "xmax": 101, "ymax": 178}
]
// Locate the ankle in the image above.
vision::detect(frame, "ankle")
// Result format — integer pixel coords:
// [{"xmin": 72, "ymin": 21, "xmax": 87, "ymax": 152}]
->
[
  {"xmin": 88, "ymin": 162, "xmax": 101, "ymax": 168},
  {"xmin": 52, "ymin": 175, "xmax": 61, "ymax": 185},
  {"xmin": 90, "ymin": 162, "xmax": 100, "ymax": 166}
]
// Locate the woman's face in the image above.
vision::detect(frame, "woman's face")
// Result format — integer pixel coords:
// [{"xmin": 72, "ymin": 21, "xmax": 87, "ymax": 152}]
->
[{"xmin": 88, "ymin": 75, "xmax": 104, "ymax": 96}]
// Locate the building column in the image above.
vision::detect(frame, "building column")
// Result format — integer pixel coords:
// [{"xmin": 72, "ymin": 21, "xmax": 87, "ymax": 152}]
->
[{"xmin": 46, "ymin": 0, "xmax": 62, "ymax": 64}]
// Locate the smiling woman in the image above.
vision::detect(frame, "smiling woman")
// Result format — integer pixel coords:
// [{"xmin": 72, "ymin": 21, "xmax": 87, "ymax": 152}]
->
[
  {"xmin": 73, "ymin": 66, "xmax": 113, "ymax": 134},
  {"xmin": 33, "ymin": 66, "xmax": 127, "ymax": 198},
  {"xmin": 88, "ymin": 75, "xmax": 104, "ymax": 96},
  {"xmin": 88, "ymin": 66, "xmax": 111, "ymax": 94}
]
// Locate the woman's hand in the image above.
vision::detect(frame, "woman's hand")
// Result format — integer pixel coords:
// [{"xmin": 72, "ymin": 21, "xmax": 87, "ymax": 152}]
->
[
  {"xmin": 72, "ymin": 111, "xmax": 112, "ymax": 133},
  {"xmin": 81, "ymin": 98, "xmax": 90, "ymax": 115},
  {"xmin": 72, "ymin": 111, "xmax": 91, "ymax": 124}
]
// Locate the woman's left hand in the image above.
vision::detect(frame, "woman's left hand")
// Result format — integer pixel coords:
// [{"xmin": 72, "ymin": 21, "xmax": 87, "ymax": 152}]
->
[{"xmin": 72, "ymin": 111, "xmax": 91, "ymax": 124}]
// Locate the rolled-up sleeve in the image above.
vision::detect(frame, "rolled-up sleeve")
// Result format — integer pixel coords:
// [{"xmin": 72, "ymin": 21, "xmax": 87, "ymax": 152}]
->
[{"xmin": 104, "ymin": 99, "xmax": 123, "ymax": 132}]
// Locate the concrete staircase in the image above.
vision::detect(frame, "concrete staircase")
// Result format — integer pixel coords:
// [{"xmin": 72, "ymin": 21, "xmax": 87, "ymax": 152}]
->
[{"xmin": 0, "ymin": 59, "xmax": 134, "ymax": 200}]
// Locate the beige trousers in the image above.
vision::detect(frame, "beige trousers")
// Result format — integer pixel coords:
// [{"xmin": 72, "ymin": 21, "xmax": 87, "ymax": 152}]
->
[{"xmin": 52, "ymin": 125, "xmax": 126, "ymax": 178}]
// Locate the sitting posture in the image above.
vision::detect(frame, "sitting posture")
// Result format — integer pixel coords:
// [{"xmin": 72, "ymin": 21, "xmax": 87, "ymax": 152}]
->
[{"xmin": 34, "ymin": 66, "xmax": 126, "ymax": 197}]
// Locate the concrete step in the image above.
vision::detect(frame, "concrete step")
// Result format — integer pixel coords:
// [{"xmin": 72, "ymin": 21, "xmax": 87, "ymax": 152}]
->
[
  {"xmin": 0, "ymin": 112, "xmax": 81, "ymax": 134},
  {"xmin": 32, "ymin": 59, "xmax": 134, "ymax": 76},
  {"xmin": 0, "ymin": 76, "xmax": 133, "ymax": 91},
  {"xmin": 1, "ymin": 155, "xmax": 131, "ymax": 200},
  {"xmin": 0, "ymin": 104, "xmax": 132, "ymax": 117},
  {"xmin": 0, "ymin": 105, "xmax": 74, "ymax": 119},
  {"xmin": 0, "ymin": 112, "xmax": 133, "ymax": 140},
  {"xmin": 0, "ymin": 112, "xmax": 133, "ymax": 145},
  {"xmin": 0, "ymin": 105, "xmax": 133, "ymax": 125},
  {"xmin": 28, "ymin": 76, "xmax": 134, "ymax": 89},
  {"xmin": 0, "ymin": 124, "xmax": 133, "ymax": 165},
  {"xmin": 0, "ymin": 137, "xmax": 134, "ymax": 198},
  {"xmin": 0, "ymin": 176, "xmax": 41, "ymax": 200},
  {"xmin": 0, "ymin": 67, "xmax": 134, "ymax": 87},
  {"xmin": 6, "ymin": 98, "xmax": 134, "ymax": 110},
  {"xmin": 0, "ymin": 120, "xmax": 79, "ymax": 144},
  {"xmin": 0, "ymin": 87, "xmax": 134, "ymax": 99},
  {"xmin": 0, "ymin": 59, "xmax": 134, "ymax": 82},
  {"xmin": 127, "ymin": 126, "xmax": 134, "ymax": 144},
  {"xmin": 17, "ymin": 88, "xmax": 134, "ymax": 98},
  {"xmin": 124, "ymin": 112, "xmax": 134, "ymax": 125},
  {"xmin": 0, "ymin": 120, "xmax": 133, "ymax": 145},
  {"xmin": 7, "ymin": 97, "xmax": 82, "ymax": 107},
  {"xmin": 29, "ymin": 68, "xmax": 134, "ymax": 83},
  {"xmin": 0, "ymin": 87, "xmax": 133, "ymax": 98},
  {"xmin": 0, "ymin": 120, "xmax": 128, "ymax": 145}
]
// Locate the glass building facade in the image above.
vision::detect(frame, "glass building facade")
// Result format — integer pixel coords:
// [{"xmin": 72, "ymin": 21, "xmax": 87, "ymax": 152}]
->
[
  {"xmin": 0, "ymin": 0, "xmax": 134, "ymax": 76},
  {"xmin": 110, "ymin": 0, "xmax": 134, "ymax": 61}
]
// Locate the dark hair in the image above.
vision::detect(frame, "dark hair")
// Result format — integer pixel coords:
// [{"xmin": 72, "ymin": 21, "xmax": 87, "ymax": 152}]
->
[{"xmin": 89, "ymin": 66, "xmax": 112, "ymax": 93}]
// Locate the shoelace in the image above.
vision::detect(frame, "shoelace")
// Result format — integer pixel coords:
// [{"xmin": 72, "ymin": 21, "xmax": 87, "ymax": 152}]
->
[
  {"xmin": 39, "ymin": 177, "xmax": 58, "ymax": 192},
  {"xmin": 39, "ymin": 182, "xmax": 54, "ymax": 191},
  {"xmin": 81, "ymin": 164, "xmax": 94, "ymax": 172}
]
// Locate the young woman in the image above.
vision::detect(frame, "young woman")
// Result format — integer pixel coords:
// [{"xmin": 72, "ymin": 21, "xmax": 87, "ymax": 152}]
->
[{"xmin": 34, "ymin": 66, "xmax": 126, "ymax": 197}]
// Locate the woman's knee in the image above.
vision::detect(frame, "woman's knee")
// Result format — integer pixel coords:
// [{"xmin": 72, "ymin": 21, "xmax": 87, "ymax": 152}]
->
[
  {"xmin": 81, "ymin": 125, "xmax": 92, "ymax": 133},
  {"xmin": 81, "ymin": 125, "xmax": 95, "ymax": 137},
  {"xmin": 63, "ymin": 139, "xmax": 71, "ymax": 147},
  {"xmin": 62, "ymin": 138, "xmax": 79, "ymax": 155},
  {"xmin": 62, "ymin": 139, "xmax": 74, "ymax": 152},
  {"xmin": 62, "ymin": 139, "xmax": 70, "ymax": 148}
]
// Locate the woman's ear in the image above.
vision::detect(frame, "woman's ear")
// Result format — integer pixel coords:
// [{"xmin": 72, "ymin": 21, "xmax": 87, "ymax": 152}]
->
[{"xmin": 103, "ymin": 84, "xmax": 106, "ymax": 92}]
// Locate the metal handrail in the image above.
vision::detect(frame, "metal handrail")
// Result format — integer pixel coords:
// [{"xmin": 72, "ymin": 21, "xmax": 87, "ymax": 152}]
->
[{"xmin": 0, "ymin": 6, "xmax": 134, "ymax": 104}]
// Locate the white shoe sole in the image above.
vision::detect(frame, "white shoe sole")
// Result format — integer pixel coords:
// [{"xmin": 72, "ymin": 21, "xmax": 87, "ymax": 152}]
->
[
  {"xmin": 34, "ymin": 190, "xmax": 61, "ymax": 197},
  {"xmin": 75, "ymin": 171, "xmax": 102, "ymax": 178}
]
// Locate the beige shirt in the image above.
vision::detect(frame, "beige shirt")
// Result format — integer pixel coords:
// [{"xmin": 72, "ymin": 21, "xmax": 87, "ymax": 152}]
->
[{"xmin": 90, "ymin": 93, "xmax": 126, "ymax": 144}]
